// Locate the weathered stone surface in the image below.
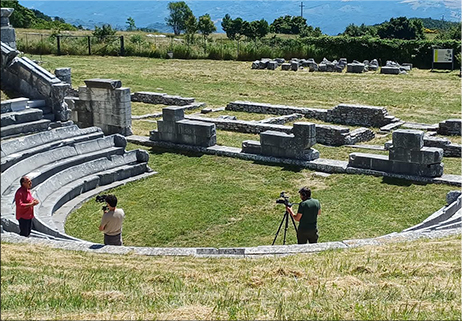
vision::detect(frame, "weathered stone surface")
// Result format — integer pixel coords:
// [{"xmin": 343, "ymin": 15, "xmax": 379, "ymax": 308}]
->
[
  {"xmin": 438, "ymin": 119, "xmax": 462, "ymax": 136},
  {"xmin": 281, "ymin": 63, "xmax": 291, "ymax": 71},
  {"xmin": 54, "ymin": 68, "xmax": 71, "ymax": 86},
  {"xmin": 150, "ymin": 107, "xmax": 217, "ymax": 147},
  {"xmin": 380, "ymin": 66, "xmax": 400, "ymax": 74},
  {"xmin": 267, "ymin": 60, "xmax": 279, "ymax": 70},
  {"xmin": 392, "ymin": 129, "xmax": 424, "ymax": 150},
  {"xmin": 84, "ymin": 79, "xmax": 122, "ymax": 89},
  {"xmin": 349, "ymin": 129, "xmax": 444, "ymax": 177}
]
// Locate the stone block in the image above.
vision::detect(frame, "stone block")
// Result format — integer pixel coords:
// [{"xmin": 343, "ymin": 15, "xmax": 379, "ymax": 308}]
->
[
  {"xmin": 290, "ymin": 61, "xmax": 299, "ymax": 71},
  {"xmin": 346, "ymin": 63, "xmax": 365, "ymax": 73},
  {"xmin": 295, "ymin": 148, "xmax": 320, "ymax": 161},
  {"xmin": 438, "ymin": 119, "xmax": 462, "ymax": 136},
  {"xmin": 259, "ymin": 60, "xmax": 268, "ymax": 69},
  {"xmin": 157, "ymin": 120, "xmax": 176, "ymax": 134},
  {"xmin": 392, "ymin": 129, "xmax": 424, "ymax": 150},
  {"xmin": 84, "ymin": 79, "xmax": 122, "ymax": 89},
  {"xmin": 54, "ymin": 67, "xmax": 71, "ymax": 85},
  {"xmin": 267, "ymin": 61, "xmax": 278, "ymax": 70},
  {"xmin": 149, "ymin": 130, "xmax": 160, "ymax": 141},
  {"xmin": 348, "ymin": 152, "xmax": 373, "ymax": 169},
  {"xmin": 242, "ymin": 140, "xmax": 261, "ymax": 154},
  {"xmin": 162, "ymin": 106, "xmax": 185, "ymax": 122},
  {"xmin": 260, "ymin": 130, "xmax": 294, "ymax": 147},
  {"xmin": 380, "ymin": 66, "xmax": 400, "ymax": 74},
  {"xmin": 390, "ymin": 146, "xmax": 443, "ymax": 164},
  {"xmin": 281, "ymin": 63, "xmax": 291, "ymax": 71},
  {"xmin": 370, "ymin": 155, "xmax": 392, "ymax": 172},
  {"xmin": 176, "ymin": 119, "xmax": 215, "ymax": 137},
  {"xmin": 292, "ymin": 122, "xmax": 316, "ymax": 138},
  {"xmin": 5, "ymin": 97, "xmax": 28, "ymax": 112}
]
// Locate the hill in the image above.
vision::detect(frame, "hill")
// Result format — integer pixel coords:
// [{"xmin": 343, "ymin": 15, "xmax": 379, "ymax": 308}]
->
[
  {"xmin": 16, "ymin": 0, "xmax": 462, "ymax": 35},
  {"xmin": 2, "ymin": 0, "xmax": 76, "ymax": 30}
]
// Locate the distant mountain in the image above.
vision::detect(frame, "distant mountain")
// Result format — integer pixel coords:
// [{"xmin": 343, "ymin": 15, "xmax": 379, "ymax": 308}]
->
[{"xmin": 17, "ymin": 0, "xmax": 461, "ymax": 35}]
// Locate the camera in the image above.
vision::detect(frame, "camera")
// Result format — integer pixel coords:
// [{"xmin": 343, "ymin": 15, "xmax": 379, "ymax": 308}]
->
[
  {"xmin": 96, "ymin": 194, "xmax": 108, "ymax": 211},
  {"xmin": 276, "ymin": 191, "xmax": 293, "ymax": 207}
]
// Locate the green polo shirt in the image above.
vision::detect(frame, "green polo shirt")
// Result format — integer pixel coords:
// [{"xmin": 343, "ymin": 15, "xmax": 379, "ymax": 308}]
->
[{"xmin": 297, "ymin": 198, "xmax": 321, "ymax": 230}]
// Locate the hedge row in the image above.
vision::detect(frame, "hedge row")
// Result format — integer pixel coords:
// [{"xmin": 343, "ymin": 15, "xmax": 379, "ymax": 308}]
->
[
  {"xmin": 16, "ymin": 34, "xmax": 460, "ymax": 69},
  {"xmin": 264, "ymin": 36, "xmax": 461, "ymax": 69}
]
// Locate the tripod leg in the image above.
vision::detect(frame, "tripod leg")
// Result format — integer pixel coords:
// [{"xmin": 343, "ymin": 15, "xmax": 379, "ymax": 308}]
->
[
  {"xmin": 272, "ymin": 212, "xmax": 286, "ymax": 245},
  {"xmin": 290, "ymin": 213, "xmax": 298, "ymax": 233},
  {"xmin": 283, "ymin": 211, "xmax": 289, "ymax": 245}
]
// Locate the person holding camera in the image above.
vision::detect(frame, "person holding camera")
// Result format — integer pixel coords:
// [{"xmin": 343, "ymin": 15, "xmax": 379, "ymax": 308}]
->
[
  {"xmin": 99, "ymin": 194, "xmax": 125, "ymax": 246},
  {"xmin": 286, "ymin": 186, "xmax": 321, "ymax": 244},
  {"xmin": 15, "ymin": 176, "xmax": 40, "ymax": 237}
]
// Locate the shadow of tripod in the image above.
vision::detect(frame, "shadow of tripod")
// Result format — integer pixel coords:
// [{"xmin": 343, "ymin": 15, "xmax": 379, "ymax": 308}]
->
[{"xmin": 272, "ymin": 207, "xmax": 298, "ymax": 245}]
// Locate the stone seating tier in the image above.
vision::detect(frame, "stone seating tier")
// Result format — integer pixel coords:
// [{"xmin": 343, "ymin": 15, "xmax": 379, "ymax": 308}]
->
[
  {"xmin": 1, "ymin": 125, "xmax": 103, "ymax": 172},
  {"xmin": 1, "ymin": 135, "xmax": 127, "ymax": 196}
]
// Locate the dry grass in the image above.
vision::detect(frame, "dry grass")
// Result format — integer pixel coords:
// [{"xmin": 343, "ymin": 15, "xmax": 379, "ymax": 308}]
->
[{"xmin": 1, "ymin": 235, "xmax": 460, "ymax": 320}]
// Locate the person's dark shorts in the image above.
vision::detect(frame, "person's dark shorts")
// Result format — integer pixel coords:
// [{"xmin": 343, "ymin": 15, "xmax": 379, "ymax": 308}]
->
[
  {"xmin": 104, "ymin": 233, "xmax": 122, "ymax": 246},
  {"xmin": 297, "ymin": 228, "xmax": 318, "ymax": 244}
]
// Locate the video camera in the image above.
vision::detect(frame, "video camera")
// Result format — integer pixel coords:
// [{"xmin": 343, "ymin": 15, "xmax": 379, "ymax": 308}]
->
[
  {"xmin": 95, "ymin": 194, "xmax": 108, "ymax": 211},
  {"xmin": 276, "ymin": 191, "xmax": 293, "ymax": 207}
]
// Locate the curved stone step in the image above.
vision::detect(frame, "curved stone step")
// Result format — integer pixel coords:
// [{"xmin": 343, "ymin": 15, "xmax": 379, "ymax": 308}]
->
[
  {"xmin": 33, "ymin": 162, "xmax": 150, "ymax": 237},
  {"xmin": 32, "ymin": 150, "xmax": 147, "ymax": 203},
  {"xmin": 1, "ymin": 126, "xmax": 103, "ymax": 172},
  {"xmin": 1, "ymin": 125, "xmax": 101, "ymax": 156},
  {"xmin": 1, "ymin": 108, "xmax": 44, "ymax": 127},
  {"xmin": 1, "ymin": 141, "xmax": 125, "ymax": 196},
  {"xmin": 1, "ymin": 118, "xmax": 51, "ymax": 139}
]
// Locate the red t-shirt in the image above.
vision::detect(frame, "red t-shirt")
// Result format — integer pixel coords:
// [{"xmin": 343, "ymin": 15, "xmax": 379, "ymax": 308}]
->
[{"xmin": 15, "ymin": 186, "xmax": 35, "ymax": 220}]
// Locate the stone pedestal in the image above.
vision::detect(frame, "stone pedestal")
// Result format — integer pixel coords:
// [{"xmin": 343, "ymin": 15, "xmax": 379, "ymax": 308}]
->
[{"xmin": 1, "ymin": 8, "xmax": 16, "ymax": 49}]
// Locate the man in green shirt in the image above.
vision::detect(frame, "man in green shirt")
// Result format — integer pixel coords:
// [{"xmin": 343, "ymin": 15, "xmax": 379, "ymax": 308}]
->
[{"xmin": 286, "ymin": 186, "xmax": 321, "ymax": 244}]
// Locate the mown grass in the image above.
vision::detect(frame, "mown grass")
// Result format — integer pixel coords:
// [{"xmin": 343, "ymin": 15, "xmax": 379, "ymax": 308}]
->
[
  {"xmin": 20, "ymin": 54, "xmax": 452, "ymax": 247},
  {"xmin": 1, "ymin": 235, "xmax": 460, "ymax": 320},
  {"xmin": 28, "ymin": 55, "xmax": 461, "ymax": 125},
  {"xmin": 65, "ymin": 143, "xmax": 457, "ymax": 248}
]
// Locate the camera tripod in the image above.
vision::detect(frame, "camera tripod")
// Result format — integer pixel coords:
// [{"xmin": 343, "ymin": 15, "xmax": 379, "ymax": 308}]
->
[{"xmin": 272, "ymin": 208, "xmax": 298, "ymax": 245}]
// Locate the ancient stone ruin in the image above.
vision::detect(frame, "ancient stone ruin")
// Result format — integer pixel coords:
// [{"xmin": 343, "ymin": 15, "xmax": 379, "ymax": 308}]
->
[
  {"xmin": 242, "ymin": 122, "xmax": 319, "ymax": 160},
  {"xmin": 226, "ymin": 101, "xmax": 399, "ymax": 128},
  {"xmin": 65, "ymin": 79, "xmax": 132, "ymax": 136},
  {"xmin": 150, "ymin": 106, "xmax": 217, "ymax": 147},
  {"xmin": 1, "ymin": 8, "xmax": 15, "ymax": 49},
  {"xmin": 349, "ymin": 129, "xmax": 444, "ymax": 177}
]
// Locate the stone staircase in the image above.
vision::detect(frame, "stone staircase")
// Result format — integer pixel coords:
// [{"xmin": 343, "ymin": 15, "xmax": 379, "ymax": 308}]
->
[{"xmin": 1, "ymin": 98, "xmax": 156, "ymax": 240}]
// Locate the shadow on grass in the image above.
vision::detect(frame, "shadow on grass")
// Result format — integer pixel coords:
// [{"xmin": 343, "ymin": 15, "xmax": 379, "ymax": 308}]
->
[
  {"xmin": 147, "ymin": 146, "xmax": 203, "ymax": 158},
  {"xmin": 381, "ymin": 176, "xmax": 429, "ymax": 186},
  {"xmin": 251, "ymin": 159, "xmax": 304, "ymax": 173}
]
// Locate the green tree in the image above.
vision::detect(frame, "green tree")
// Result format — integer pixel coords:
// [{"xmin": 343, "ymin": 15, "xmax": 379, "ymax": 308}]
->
[
  {"xmin": 165, "ymin": 1, "xmax": 194, "ymax": 36},
  {"xmin": 93, "ymin": 24, "xmax": 117, "ymax": 42},
  {"xmin": 270, "ymin": 15, "xmax": 292, "ymax": 34},
  {"xmin": 184, "ymin": 14, "xmax": 198, "ymax": 45},
  {"xmin": 126, "ymin": 17, "xmax": 136, "ymax": 31},
  {"xmin": 197, "ymin": 14, "xmax": 216, "ymax": 43},
  {"xmin": 270, "ymin": 15, "xmax": 308, "ymax": 35},
  {"xmin": 221, "ymin": 14, "xmax": 234, "ymax": 38},
  {"xmin": 342, "ymin": 23, "xmax": 377, "ymax": 37},
  {"xmin": 436, "ymin": 22, "xmax": 462, "ymax": 40},
  {"xmin": 253, "ymin": 19, "xmax": 270, "ymax": 39},
  {"xmin": 377, "ymin": 16, "xmax": 424, "ymax": 40}
]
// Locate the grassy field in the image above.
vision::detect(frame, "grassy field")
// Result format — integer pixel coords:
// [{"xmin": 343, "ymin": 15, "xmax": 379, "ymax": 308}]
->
[
  {"xmin": 2, "ymin": 54, "xmax": 454, "ymax": 247},
  {"xmin": 28, "ymin": 54, "xmax": 461, "ymax": 124},
  {"xmin": 1, "ymin": 54, "xmax": 461, "ymax": 320},
  {"xmin": 1, "ymin": 235, "xmax": 460, "ymax": 320}
]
